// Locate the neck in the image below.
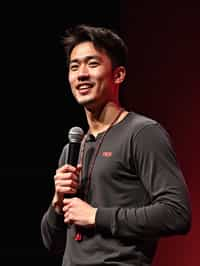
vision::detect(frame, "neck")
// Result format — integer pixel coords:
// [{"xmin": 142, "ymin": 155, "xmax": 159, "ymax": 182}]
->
[{"xmin": 84, "ymin": 102, "xmax": 127, "ymax": 137}]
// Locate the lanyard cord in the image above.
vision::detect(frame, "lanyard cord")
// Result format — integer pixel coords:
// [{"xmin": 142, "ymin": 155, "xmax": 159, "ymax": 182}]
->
[
  {"xmin": 79, "ymin": 108, "xmax": 124, "ymax": 201},
  {"xmin": 74, "ymin": 108, "xmax": 124, "ymax": 241}
]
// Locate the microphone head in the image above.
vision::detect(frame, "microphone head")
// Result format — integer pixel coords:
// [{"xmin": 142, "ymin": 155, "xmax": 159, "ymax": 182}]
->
[{"xmin": 68, "ymin": 126, "xmax": 84, "ymax": 143}]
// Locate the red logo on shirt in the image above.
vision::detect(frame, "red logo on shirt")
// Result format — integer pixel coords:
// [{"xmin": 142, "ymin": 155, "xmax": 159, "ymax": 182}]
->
[{"xmin": 102, "ymin": 151, "xmax": 112, "ymax": 157}]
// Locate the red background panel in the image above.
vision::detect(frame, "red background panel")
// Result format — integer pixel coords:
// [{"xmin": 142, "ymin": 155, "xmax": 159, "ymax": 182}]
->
[{"xmin": 121, "ymin": 1, "xmax": 200, "ymax": 265}]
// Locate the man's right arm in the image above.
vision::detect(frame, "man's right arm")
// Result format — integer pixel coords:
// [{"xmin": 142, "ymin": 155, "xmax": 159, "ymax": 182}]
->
[
  {"xmin": 40, "ymin": 145, "xmax": 81, "ymax": 254},
  {"xmin": 40, "ymin": 205, "xmax": 67, "ymax": 255}
]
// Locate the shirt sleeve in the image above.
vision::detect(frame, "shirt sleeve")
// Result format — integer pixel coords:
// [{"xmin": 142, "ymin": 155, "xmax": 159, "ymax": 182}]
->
[
  {"xmin": 95, "ymin": 124, "xmax": 192, "ymax": 239},
  {"xmin": 40, "ymin": 205, "xmax": 67, "ymax": 254},
  {"xmin": 40, "ymin": 146, "xmax": 68, "ymax": 254}
]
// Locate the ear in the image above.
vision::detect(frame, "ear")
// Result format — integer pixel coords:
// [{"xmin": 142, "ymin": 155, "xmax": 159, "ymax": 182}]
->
[{"xmin": 113, "ymin": 66, "xmax": 126, "ymax": 85}]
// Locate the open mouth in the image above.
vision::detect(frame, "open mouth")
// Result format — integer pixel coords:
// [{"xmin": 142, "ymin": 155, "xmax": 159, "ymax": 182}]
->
[{"xmin": 77, "ymin": 83, "xmax": 93, "ymax": 95}]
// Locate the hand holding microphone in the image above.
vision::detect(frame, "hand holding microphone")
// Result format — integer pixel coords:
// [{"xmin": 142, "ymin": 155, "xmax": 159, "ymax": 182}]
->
[
  {"xmin": 52, "ymin": 126, "xmax": 97, "ymax": 232},
  {"xmin": 52, "ymin": 127, "xmax": 84, "ymax": 213}
]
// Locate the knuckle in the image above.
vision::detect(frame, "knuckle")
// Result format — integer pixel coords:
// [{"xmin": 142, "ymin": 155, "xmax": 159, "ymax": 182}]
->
[
  {"xmin": 69, "ymin": 179, "xmax": 74, "ymax": 185},
  {"xmin": 55, "ymin": 179, "xmax": 59, "ymax": 185},
  {"xmin": 65, "ymin": 172, "xmax": 71, "ymax": 179},
  {"xmin": 55, "ymin": 186, "xmax": 60, "ymax": 193}
]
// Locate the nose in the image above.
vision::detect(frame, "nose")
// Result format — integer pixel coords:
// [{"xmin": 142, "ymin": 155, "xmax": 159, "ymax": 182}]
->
[{"xmin": 77, "ymin": 64, "xmax": 89, "ymax": 81}]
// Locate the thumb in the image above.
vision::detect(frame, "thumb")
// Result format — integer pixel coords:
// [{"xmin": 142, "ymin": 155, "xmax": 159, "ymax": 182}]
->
[{"xmin": 76, "ymin": 164, "xmax": 82, "ymax": 174}]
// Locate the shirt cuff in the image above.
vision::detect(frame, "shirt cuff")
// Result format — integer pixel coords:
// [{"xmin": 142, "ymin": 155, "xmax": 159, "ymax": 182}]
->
[{"xmin": 46, "ymin": 205, "xmax": 65, "ymax": 229}]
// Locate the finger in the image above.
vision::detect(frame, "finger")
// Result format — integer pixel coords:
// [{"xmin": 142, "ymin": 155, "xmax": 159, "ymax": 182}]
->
[
  {"xmin": 55, "ymin": 176, "xmax": 79, "ymax": 188},
  {"xmin": 63, "ymin": 197, "xmax": 77, "ymax": 205},
  {"xmin": 64, "ymin": 214, "xmax": 74, "ymax": 224},
  {"xmin": 63, "ymin": 210, "xmax": 71, "ymax": 223},
  {"xmin": 54, "ymin": 172, "xmax": 79, "ymax": 182},
  {"xmin": 63, "ymin": 204, "xmax": 75, "ymax": 224},
  {"xmin": 76, "ymin": 164, "xmax": 82, "ymax": 171},
  {"xmin": 61, "ymin": 179, "xmax": 79, "ymax": 189},
  {"xmin": 56, "ymin": 185, "xmax": 77, "ymax": 195},
  {"xmin": 56, "ymin": 164, "xmax": 77, "ymax": 174},
  {"xmin": 63, "ymin": 202, "xmax": 72, "ymax": 212}
]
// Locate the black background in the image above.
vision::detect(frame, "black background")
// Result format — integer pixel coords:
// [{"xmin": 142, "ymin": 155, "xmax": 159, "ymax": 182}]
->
[{"xmin": 0, "ymin": 1, "xmax": 121, "ymax": 265}]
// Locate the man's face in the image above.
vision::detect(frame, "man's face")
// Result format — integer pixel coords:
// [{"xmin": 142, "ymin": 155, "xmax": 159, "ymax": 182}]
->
[{"xmin": 68, "ymin": 41, "xmax": 116, "ymax": 109}]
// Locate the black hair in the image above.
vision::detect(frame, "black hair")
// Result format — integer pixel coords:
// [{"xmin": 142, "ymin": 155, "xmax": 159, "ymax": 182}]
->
[{"xmin": 63, "ymin": 24, "xmax": 128, "ymax": 70}]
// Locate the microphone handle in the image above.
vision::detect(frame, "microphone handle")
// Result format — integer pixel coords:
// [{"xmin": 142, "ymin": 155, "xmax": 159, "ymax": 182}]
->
[
  {"xmin": 67, "ymin": 142, "xmax": 81, "ymax": 166},
  {"xmin": 65, "ymin": 142, "xmax": 81, "ymax": 198}
]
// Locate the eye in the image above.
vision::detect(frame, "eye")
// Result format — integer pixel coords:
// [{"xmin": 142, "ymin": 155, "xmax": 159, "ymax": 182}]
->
[
  {"xmin": 88, "ymin": 61, "xmax": 99, "ymax": 67},
  {"xmin": 69, "ymin": 64, "xmax": 79, "ymax": 71}
]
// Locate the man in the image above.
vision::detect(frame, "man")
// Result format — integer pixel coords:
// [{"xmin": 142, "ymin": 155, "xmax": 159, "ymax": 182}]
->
[{"xmin": 41, "ymin": 24, "xmax": 191, "ymax": 266}]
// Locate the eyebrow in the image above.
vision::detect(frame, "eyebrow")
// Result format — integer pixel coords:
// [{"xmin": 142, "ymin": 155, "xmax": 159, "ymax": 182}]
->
[{"xmin": 69, "ymin": 55, "xmax": 101, "ymax": 65}]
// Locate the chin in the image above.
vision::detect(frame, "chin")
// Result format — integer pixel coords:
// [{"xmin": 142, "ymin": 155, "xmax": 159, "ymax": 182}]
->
[{"xmin": 76, "ymin": 95, "xmax": 94, "ymax": 105}]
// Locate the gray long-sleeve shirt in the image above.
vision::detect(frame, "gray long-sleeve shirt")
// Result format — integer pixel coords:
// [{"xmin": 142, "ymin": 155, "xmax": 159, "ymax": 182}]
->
[{"xmin": 41, "ymin": 112, "xmax": 191, "ymax": 266}]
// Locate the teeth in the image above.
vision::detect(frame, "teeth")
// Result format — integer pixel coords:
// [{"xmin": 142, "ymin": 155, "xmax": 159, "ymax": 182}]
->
[
  {"xmin": 78, "ymin": 84, "xmax": 92, "ymax": 90},
  {"xmin": 80, "ymin": 85, "xmax": 89, "ymax": 89}
]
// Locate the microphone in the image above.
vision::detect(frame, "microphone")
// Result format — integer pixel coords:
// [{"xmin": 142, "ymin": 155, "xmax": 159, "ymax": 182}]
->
[
  {"xmin": 66, "ymin": 126, "xmax": 84, "ymax": 166},
  {"xmin": 66, "ymin": 127, "xmax": 84, "ymax": 241},
  {"xmin": 64, "ymin": 127, "xmax": 84, "ymax": 200}
]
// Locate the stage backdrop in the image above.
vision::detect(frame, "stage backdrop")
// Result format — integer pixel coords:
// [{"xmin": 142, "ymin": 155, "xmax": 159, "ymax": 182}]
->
[{"xmin": 120, "ymin": 1, "xmax": 200, "ymax": 266}]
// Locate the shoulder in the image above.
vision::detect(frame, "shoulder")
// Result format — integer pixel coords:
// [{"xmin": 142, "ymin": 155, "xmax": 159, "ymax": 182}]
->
[
  {"xmin": 58, "ymin": 143, "xmax": 69, "ymax": 167},
  {"xmin": 128, "ymin": 114, "xmax": 174, "ymax": 159},
  {"xmin": 126, "ymin": 112, "xmax": 172, "ymax": 149},
  {"xmin": 126, "ymin": 112, "xmax": 158, "ymax": 136}
]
